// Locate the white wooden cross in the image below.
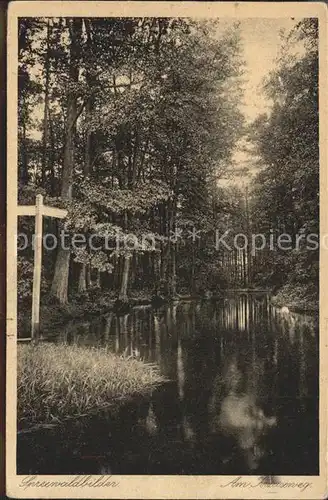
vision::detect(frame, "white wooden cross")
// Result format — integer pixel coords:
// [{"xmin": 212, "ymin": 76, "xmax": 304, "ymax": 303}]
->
[{"xmin": 17, "ymin": 194, "xmax": 68, "ymax": 341}]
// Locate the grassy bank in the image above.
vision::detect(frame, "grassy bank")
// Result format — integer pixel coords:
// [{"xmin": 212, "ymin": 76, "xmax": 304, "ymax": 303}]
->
[
  {"xmin": 18, "ymin": 289, "xmax": 169, "ymax": 337},
  {"xmin": 271, "ymin": 283, "xmax": 319, "ymax": 313},
  {"xmin": 18, "ymin": 343, "xmax": 165, "ymax": 429}
]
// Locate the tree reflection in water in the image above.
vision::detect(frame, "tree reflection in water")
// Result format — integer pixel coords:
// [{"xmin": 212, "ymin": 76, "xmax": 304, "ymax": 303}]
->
[{"xmin": 18, "ymin": 295, "xmax": 318, "ymax": 475}]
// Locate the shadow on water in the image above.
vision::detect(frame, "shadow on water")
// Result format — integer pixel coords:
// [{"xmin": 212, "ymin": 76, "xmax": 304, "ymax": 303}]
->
[{"xmin": 17, "ymin": 294, "xmax": 319, "ymax": 475}]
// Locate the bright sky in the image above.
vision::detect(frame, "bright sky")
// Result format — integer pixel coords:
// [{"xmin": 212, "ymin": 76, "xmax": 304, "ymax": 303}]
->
[
  {"xmin": 237, "ymin": 18, "xmax": 300, "ymax": 122},
  {"xmin": 218, "ymin": 18, "xmax": 302, "ymax": 186}
]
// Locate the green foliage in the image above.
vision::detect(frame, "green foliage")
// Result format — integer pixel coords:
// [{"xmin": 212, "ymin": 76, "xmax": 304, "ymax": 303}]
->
[
  {"xmin": 271, "ymin": 282, "xmax": 318, "ymax": 312},
  {"xmin": 18, "ymin": 17, "xmax": 244, "ymax": 302},
  {"xmin": 249, "ymin": 19, "xmax": 318, "ymax": 306},
  {"xmin": 78, "ymin": 179, "xmax": 172, "ymax": 216},
  {"xmin": 18, "ymin": 256, "xmax": 50, "ymax": 300},
  {"xmin": 17, "ymin": 257, "xmax": 34, "ymax": 300}
]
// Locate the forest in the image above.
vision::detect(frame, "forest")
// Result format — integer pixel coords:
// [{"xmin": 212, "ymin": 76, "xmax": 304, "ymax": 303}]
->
[{"xmin": 17, "ymin": 17, "xmax": 319, "ymax": 333}]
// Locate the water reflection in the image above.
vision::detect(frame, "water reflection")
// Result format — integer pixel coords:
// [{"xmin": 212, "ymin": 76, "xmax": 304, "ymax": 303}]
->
[
  {"xmin": 209, "ymin": 354, "xmax": 277, "ymax": 472},
  {"xmin": 18, "ymin": 295, "xmax": 319, "ymax": 475}
]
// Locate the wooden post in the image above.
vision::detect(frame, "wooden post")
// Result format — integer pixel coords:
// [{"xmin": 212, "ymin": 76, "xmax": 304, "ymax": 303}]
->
[
  {"xmin": 17, "ymin": 197, "xmax": 67, "ymax": 343},
  {"xmin": 31, "ymin": 194, "xmax": 43, "ymax": 341}
]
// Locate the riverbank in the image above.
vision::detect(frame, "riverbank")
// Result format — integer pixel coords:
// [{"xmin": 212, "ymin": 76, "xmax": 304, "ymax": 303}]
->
[
  {"xmin": 18, "ymin": 343, "xmax": 165, "ymax": 430},
  {"xmin": 18, "ymin": 289, "xmax": 209, "ymax": 337},
  {"xmin": 18, "ymin": 290, "xmax": 154, "ymax": 336},
  {"xmin": 18, "ymin": 284, "xmax": 319, "ymax": 339},
  {"xmin": 271, "ymin": 284, "xmax": 319, "ymax": 313}
]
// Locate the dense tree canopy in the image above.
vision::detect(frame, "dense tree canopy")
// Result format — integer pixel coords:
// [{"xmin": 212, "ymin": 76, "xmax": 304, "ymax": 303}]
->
[
  {"xmin": 17, "ymin": 17, "xmax": 319, "ymax": 315},
  {"xmin": 18, "ymin": 17, "xmax": 245, "ymax": 306}
]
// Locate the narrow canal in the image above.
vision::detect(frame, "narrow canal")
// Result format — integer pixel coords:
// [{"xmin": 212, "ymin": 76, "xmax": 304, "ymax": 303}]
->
[{"xmin": 18, "ymin": 294, "xmax": 319, "ymax": 475}]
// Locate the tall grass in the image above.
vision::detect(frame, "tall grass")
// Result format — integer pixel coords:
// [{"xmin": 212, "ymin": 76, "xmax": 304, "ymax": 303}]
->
[{"xmin": 18, "ymin": 343, "xmax": 165, "ymax": 428}]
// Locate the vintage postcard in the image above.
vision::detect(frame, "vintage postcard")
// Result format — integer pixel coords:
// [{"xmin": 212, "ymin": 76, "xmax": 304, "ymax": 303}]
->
[{"xmin": 6, "ymin": 1, "xmax": 328, "ymax": 498}]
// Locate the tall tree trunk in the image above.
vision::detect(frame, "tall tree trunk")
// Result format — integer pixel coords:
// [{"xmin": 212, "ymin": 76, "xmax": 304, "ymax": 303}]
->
[
  {"xmin": 78, "ymin": 264, "xmax": 86, "ymax": 293},
  {"xmin": 130, "ymin": 253, "xmax": 137, "ymax": 290},
  {"xmin": 41, "ymin": 19, "xmax": 51, "ymax": 187},
  {"xmin": 78, "ymin": 18, "xmax": 93, "ymax": 293},
  {"xmin": 119, "ymin": 254, "xmax": 131, "ymax": 302},
  {"xmin": 19, "ymin": 115, "xmax": 29, "ymax": 185},
  {"xmin": 153, "ymin": 250, "xmax": 161, "ymax": 295},
  {"xmin": 95, "ymin": 269, "xmax": 101, "ymax": 288},
  {"xmin": 191, "ymin": 236, "xmax": 195, "ymax": 293},
  {"xmin": 160, "ymin": 203, "xmax": 170, "ymax": 296},
  {"xmin": 168, "ymin": 194, "xmax": 177, "ymax": 297},
  {"xmin": 242, "ymin": 248, "xmax": 247, "ymax": 287},
  {"xmin": 48, "ymin": 107, "xmax": 56, "ymax": 195},
  {"xmin": 245, "ymin": 185, "xmax": 251, "ymax": 287},
  {"xmin": 51, "ymin": 18, "xmax": 82, "ymax": 304},
  {"xmin": 86, "ymin": 264, "xmax": 91, "ymax": 288},
  {"xmin": 78, "ymin": 95, "xmax": 92, "ymax": 291},
  {"xmin": 170, "ymin": 243, "xmax": 177, "ymax": 297}
]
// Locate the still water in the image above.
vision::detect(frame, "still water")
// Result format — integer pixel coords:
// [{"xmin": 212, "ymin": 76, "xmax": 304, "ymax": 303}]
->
[{"xmin": 18, "ymin": 295, "xmax": 319, "ymax": 475}]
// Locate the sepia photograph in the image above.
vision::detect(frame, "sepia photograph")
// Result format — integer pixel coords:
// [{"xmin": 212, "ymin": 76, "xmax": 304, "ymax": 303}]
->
[{"xmin": 6, "ymin": 2, "xmax": 328, "ymax": 499}]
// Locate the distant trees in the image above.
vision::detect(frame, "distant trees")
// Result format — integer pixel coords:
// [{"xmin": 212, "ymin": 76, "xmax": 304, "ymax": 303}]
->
[
  {"xmin": 18, "ymin": 17, "xmax": 244, "ymax": 305},
  {"xmin": 249, "ymin": 19, "xmax": 319, "ymax": 302}
]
